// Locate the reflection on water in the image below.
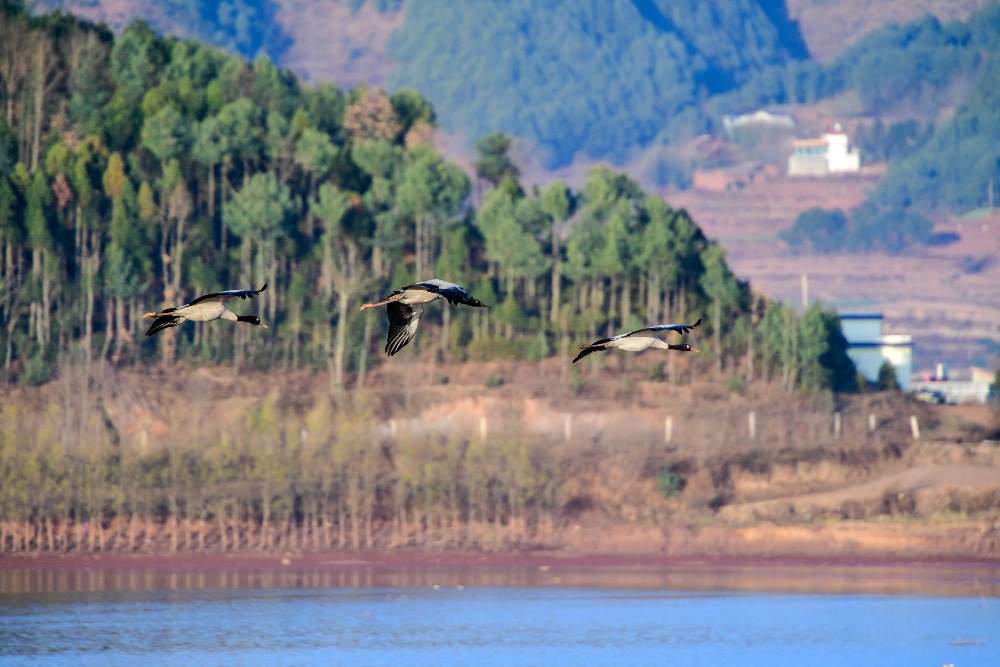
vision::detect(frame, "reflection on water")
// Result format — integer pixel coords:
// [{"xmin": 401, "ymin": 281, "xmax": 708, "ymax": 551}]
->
[
  {"xmin": 2, "ymin": 561, "xmax": 1000, "ymax": 597},
  {"xmin": 1, "ymin": 576, "xmax": 999, "ymax": 667}
]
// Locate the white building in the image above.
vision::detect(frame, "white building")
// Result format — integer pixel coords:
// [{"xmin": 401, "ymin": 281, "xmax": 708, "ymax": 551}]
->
[
  {"xmin": 788, "ymin": 124, "xmax": 861, "ymax": 176},
  {"xmin": 722, "ymin": 109, "xmax": 795, "ymax": 137},
  {"xmin": 911, "ymin": 366, "xmax": 996, "ymax": 404},
  {"xmin": 839, "ymin": 312, "xmax": 913, "ymax": 391}
]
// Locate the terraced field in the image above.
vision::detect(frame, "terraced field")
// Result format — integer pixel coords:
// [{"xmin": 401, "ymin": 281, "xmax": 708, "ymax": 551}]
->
[{"xmin": 669, "ymin": 177, "xmax": 1000, "ymax": 372}]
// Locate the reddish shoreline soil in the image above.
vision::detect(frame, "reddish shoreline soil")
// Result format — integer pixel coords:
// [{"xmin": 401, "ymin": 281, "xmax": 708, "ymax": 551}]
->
[
  {"xmin": 2, "ymin": 548, "xmax": 998, "ymax": 572},
  {"xmin": 5, "ymin": 549, "xmax": 1000, "ymax": 598}
]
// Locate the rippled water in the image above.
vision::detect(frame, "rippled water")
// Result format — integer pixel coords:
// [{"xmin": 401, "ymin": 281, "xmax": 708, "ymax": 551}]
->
[{"xmin": 1, "ymin": 565, "xmax": 998, "ymax": 666}]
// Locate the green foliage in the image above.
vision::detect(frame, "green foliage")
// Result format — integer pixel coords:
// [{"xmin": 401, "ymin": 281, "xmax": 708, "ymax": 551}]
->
[
  {"xmin": 474, "ymin": 131, "xmax": 519, "ymax": 186},
  {"xmin": 656, "ymin": 468, "xmax": 683, "ymax": 498},
  {"xmin": 854, "ymin": 118, "xmax": 935, "ymax": 165},
  {"xmin": 847, "ymin": 204, "xmax": 934, "ymax": 255},
  {"xmin": 389, "ymin": 0, "xmax": 806, "ymax": 167},
  {"xmin": 877, "ymin": 361, "xmax": 900, "ymax": 391},
  {"xmin": 484, "ymin": 373, "xmax": 504, "ymax": 388},
  {"xmin": 18, "ymin": 353, "xmax": 51, "ymax": 386},
  {"xmin": 782, "ymin": 205, "xmax": 933, "ymax": 256},
  {"xmin": 781, "ymin": 208, "xmax": 848, "ymax": 255},
  {"xmin": 872, "ymin": 51, "xmax": 1000, "ymax": 215},
  {"xmin": 0, "ymin": 2, "xmax": 854, "ymax": 397},
  {"xmin": 818, "ymin": 311, "xmax": 858, "ymax": 393}
]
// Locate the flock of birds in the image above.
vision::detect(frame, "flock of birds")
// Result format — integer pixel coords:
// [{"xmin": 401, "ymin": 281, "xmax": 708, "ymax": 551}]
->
[{"xmin": 144, "ymin": 279, "xmax": 701, "ymax": 362}]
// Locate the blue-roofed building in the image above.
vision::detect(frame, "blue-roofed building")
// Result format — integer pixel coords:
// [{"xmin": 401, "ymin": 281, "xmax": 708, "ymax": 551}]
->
[{"xmin": 839, "ymin": 312, "xmax": 913, "ymax": 391}]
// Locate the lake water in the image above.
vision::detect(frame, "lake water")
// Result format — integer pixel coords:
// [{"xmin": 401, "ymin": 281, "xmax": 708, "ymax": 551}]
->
[{"xmin": 1, "ymin": 563, "xmax": 998, "ymax": 666}]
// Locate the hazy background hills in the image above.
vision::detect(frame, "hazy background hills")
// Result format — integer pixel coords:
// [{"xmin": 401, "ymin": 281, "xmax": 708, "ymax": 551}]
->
[{"xmin": 35, "ymin": 0, "xmax": 987, "ymax": 169}]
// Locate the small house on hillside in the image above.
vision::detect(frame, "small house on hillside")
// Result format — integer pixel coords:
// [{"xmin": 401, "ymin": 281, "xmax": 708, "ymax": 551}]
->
[
  {"xmin": 788, "ymin": 124, "xmax": 861, "ymax": 176},
  {"xmin": 839, "ymin": 311, "xmax": 913, "ymax": 391},
  {"xmin": 722, "ymin": 109, "xmax": 795, "ymax": 137}
]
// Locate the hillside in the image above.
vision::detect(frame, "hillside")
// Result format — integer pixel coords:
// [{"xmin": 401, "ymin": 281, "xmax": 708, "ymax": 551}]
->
[
  {"xmin": 1, "ymin": 361, "xmax": 998, "ymax": 560},
  {"xmin": 786, "ymin": 0, "xmax": 987, "ymax": 61},
  {"xmin": 38, "ymin": 0, "xmax": 987, "ymax": 87},
  {"xmin": 670, "ymin": 176, "xmax": 1000, "ymax": 371}
]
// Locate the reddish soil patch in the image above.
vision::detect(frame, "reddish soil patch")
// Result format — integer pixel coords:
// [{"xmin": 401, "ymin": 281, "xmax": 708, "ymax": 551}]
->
[
  {"xmin": 669, "ymin": 177, "xmax": 1000, "ymax": 371},
  {"xmin": 4, "ymin": 547, "xmax": 1000, "ymax": 599}
]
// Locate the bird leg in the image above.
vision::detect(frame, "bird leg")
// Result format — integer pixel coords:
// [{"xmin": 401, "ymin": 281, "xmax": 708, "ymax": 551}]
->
[{"xmin": 359, "ymin": 295, "xmax": 401, "ymax": 311}]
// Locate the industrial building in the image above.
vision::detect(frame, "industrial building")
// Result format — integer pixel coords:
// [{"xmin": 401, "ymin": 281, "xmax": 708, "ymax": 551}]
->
[{"xmin": 839, "ymin": 312, "xmax": 913, "ymax": 391}]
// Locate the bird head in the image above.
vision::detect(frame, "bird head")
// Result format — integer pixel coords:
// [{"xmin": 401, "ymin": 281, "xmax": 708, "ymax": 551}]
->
[
  {"xmin": 673, "ymin": 343, "xmax": 698, "ymax": 352},
  {"xmin": 238, "ymin": 315, "xmax": 268, "ymax": 328}
]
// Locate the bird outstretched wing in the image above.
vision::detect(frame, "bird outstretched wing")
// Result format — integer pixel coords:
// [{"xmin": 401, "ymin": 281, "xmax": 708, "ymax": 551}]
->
[
  {"xmin": 571, "ymin": 342, "xmax": 612, "ymax": 363},
  {"xmin": 615, "ymin": 318, "xmax": 702, "ymax": 340},
  {"xmin": 411, "ymin": 280, "xmax": 490, "ymax": 308},
  {"xmin": 145, "ymin": 315, "xmax": 186, "ymax": 337},
  {"xmin": 385, "ymin": 302, "xmax": 424, "ymax": 356},
  {"xmin": 187, "ymin": 284, "xmax": 267, "ymax": 307}
]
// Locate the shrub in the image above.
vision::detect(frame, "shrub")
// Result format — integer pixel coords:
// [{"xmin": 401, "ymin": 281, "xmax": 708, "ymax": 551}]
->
[
  {"xmin": 18, "ymin": 353, "xmax": 51, "ymax": 386},
  {"xmin": 656, "ymin": 469, "xmax": 683, "ymax": 498}
]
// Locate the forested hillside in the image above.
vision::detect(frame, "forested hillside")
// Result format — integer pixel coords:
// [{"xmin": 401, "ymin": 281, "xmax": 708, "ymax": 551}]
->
[
  {"xmin": 389, "ymin": 0, "xmax": 809, "ymax": 167},
  {"xmin": 0, "ymin": 1, "xmax": 854, "ymax": 393},
  {"xmin": 35, "ymin": 0, "xmax": 292, "ymax": 60},
  {"xmin": 30, "ymin": 0, "xmax": 1000, "ymax": 228},
  {"xmin": 721, "ymin": 2, "xmax": 1000, "ymax": 255}
]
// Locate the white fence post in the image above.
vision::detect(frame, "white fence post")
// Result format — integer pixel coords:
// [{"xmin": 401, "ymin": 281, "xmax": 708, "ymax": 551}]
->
[
  {"xmin": 665, "ymin": 416, "xmax": 673, "ymax": 444},
  {"xmin": 909, "ymin": 415, "xmax": 920, "ymax": 440},
  {"xmin": 834, "ymin": 412, "xmax": 842, "ymax": 439},
  {"xmin": 868, "ymin": 413, "xmax": 876, "ymax": 433},
  {"xmin": 748, "ymin": 411, "xmax": 756, "ymax": 440},
  {"xmin": 480, "ymin": 416, "xmax": 488, "ymax": 441}
]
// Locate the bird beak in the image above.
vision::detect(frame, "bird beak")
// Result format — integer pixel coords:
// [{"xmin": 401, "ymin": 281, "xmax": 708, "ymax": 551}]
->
[
  {"xmin": 690, "ymin": 347, "xmax": 699, "ymax": 352},
  {"xmin": 260, "ymin": 323, "xmax": 269, "ymax": 329}
]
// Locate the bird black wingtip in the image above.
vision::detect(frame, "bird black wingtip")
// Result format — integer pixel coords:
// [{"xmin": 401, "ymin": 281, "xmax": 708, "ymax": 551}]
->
[
  {"xmin": 693, "ymin": 317, "xmax": 702, "ymax": 327},
  {"xmin": 259, "ymin": 283, "xmax": 268, "ymax": 294}
]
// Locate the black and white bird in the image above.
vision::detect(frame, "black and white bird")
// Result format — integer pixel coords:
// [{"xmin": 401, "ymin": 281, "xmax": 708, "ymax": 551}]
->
[
  {"xmin": 572, "ymin": 318, "xmax": 702, "ymax": 363},
  {"xmin": 143, "ymin": 284, "xmax": 269, "ymax": 337},
  {"xmin": 360, "ymin": 279, "xmax": 490, "ymax": 356}
]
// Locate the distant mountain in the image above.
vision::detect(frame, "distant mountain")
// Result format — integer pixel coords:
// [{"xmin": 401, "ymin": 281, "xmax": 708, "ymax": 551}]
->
[
  {"xmin": 34, "ymin": 0, "xmax": 404, "ymax": 88},
  {"xmin": 386, "ymin": 0, "xmax": 811, "ymax": 167},
  {"xmin": 33, "ymin": 0, "xmax": 989, "ymax": 170}
]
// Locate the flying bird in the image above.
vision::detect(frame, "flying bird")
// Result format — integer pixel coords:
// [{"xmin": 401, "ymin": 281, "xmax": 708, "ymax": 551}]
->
[
  {"xmin": 572, "ymin": 318, "xmax": 702, "ymax": 363},
  {"xmin": 143, "ymin": 284, "xmax": 269, "ymax": 337},
  {"xmin": 360, "ymin": 279, "xmax": 490, "ymax": 356}
]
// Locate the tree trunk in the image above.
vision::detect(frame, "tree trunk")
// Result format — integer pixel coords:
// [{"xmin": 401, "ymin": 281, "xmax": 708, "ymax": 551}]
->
[
  {"xmin": 620, "ymin": 274, "xmax": 630, "ymax": 330},
  {"xmin": 714, "ymin": 299, "xmax": 722, "ymax": 372},
  {"xmin": 357, "ymin": 315, "xmax": 371, "ymax": 389}
]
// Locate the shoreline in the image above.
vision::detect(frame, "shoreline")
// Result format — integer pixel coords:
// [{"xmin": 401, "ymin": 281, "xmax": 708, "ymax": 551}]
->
[
  {"xmin": 4, "ymin": 547, "xmax": 1000, "ymax": 571},
  {"xmin": 4, "ymin": 549, "xmax": 1000, "ymax": 598}
]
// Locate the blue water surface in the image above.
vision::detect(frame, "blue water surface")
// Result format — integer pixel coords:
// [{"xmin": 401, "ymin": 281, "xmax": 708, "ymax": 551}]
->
[{"xmin": 1, "ymin": 582, "xmax": 998, "ymax": 667}]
